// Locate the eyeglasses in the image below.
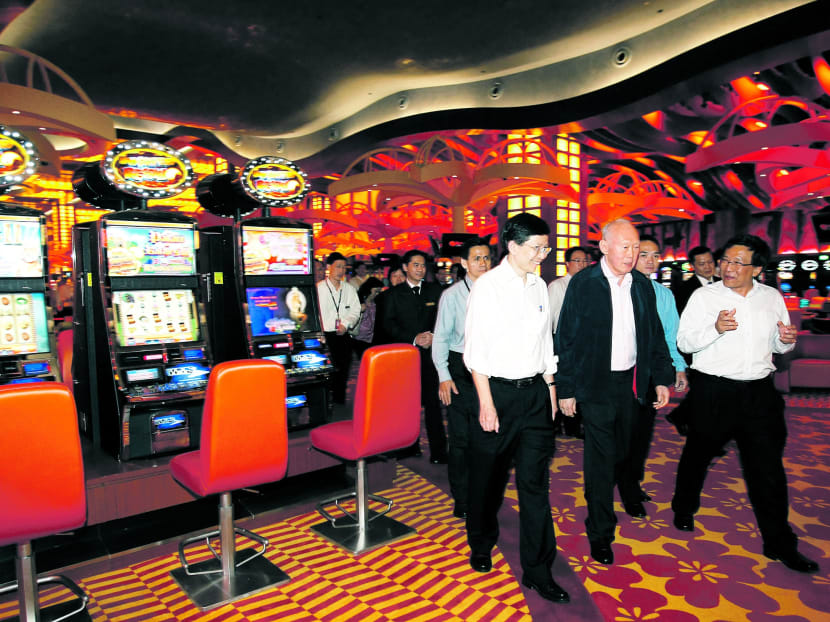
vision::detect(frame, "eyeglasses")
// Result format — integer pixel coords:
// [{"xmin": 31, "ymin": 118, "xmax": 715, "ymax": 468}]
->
[
  {"xmin": 720, "ymin": 257, "xmax": 750, "ymax": 268},
  {"xmin": 568, "ymin": 258, "xmax": 590, "ymax": 264},
  {"xmin": 523, "ymin": 244, "xmax": 552, "ymax": 256}
]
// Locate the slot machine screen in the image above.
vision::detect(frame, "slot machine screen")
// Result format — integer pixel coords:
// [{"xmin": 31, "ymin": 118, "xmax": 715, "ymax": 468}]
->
[
  {"xmin": 104, "ymin": 221, "xmax": 196, "ymax": 276},
  {"xmin": 0, "ymin": 215, "xmax": 43, "ymax": 278},
  {"xmin": 112, "ymin": 289, "xmax": 200, "ymax": 346},
  {"xmin": 0, "ymin": 293, "xmax": 49, "ymax": 356},
  {"xmin": 242, "ymin": 226, "xmax": 312, "ymax": 275},
  {"xmin": 246, "ymin": 286, "xmax": 319, "ymax": 336}
]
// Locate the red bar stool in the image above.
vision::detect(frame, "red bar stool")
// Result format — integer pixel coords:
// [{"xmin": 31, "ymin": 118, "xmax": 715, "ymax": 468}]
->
[
  {"xmin": 0, "ymin": 383, "xmax": 90, "ymax": 622},
  {"xmin": 168, "ymin": 360, "xmax": 290, "ymax": 611},
  {"xmin": 310, "ymin": 344, "xmax": 421, "ymax": 554}
]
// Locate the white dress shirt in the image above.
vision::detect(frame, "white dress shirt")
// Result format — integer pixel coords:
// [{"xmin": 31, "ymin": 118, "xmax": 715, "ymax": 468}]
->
[
  {"xmin": 547, "ymin": 273, "xmax": 571, "ymax": 332},
  {"xmin": 696, "ymin": 274, "xmax": 715, "ymax": 287},
  {"xmin": 677, "ymin": 280, "xmax": 795, "ymax": 381},
  {"xmin": 600, "ymin": 257, "xmax": 637, "ymax": 370},
  {"xmin": 464, "ymin": 258, "xmax": 557, "ymax": 379},
  {"xmin": 317, "ymin": 278, "xmax": 360, "ymax": 332}
]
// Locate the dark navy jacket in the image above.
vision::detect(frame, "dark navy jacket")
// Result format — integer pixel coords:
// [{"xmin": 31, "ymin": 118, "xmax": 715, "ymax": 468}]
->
[{"xmin": 554, "ymin": 263, "xmax": 674, "ymax": 404}]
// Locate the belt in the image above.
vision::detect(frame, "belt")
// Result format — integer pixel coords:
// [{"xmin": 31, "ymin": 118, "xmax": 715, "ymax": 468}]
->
[
  {"xmin": 695, "ymin": 370, "xmax": 772, "ymax": 385},
  {"xmin": 610, "ymin": 367, "xmax": 635, "ymax": 377},
  {"xmin": 490, "ymin": 374, "xmax": 541, "ymax": 389}
]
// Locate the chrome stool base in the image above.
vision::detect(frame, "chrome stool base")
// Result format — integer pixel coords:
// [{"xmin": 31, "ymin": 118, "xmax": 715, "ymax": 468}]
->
[
  {"xmin": 170, "ymin": 548, "xmax": 289, "ymax": 611},
  {"xmin": 311, "ymin": 510, "xmax": 415, "ymax": 555}
]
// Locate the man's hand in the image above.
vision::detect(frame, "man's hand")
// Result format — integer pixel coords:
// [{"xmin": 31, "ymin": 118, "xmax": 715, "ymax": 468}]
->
[
  {"xmin": 653, "ymin": 385, "xmax": 670, "ymax": 409},
  {"xmin": 559, "ymin": 397, "xmax": 577, "ymax": 417},
  {"xmin": 715, "ymin": 308, "xmax": 738, "ymax": 334},
  {"xmin": 675, "ymin": 370, "xmax": 688, "ymax": 392},
  {"xmin": 777, "ymin": 320, "xmax": 798, "ymax": 344},
  {"xmin": 439, "ymin": 379, "xmax": 458, "ymax": 406},
  {"xmin": 414, "ymin": 331, "xmax": 433, "ymax": 348},
  {"xmin": 479, "ymin": 402, "xmax": 499, "ymax": 432},
  {"xmin": 548, "ymin": 384, "xmax": 558, "ymax": 420},
  {"xmin": 335, "ymin": 322, "xmax": 348, "ymax": 336}
]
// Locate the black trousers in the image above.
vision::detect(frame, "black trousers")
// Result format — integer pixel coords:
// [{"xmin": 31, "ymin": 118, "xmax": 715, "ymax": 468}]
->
[
  {"xmin": 672, "ymin": 371, "xmax": 796, "ymax": 551},
  {"xmin": 446, "ymin": 351, "xmax": 475, "ymax": 511},
  {"xmin": 626, "ymin": 383, "xmax": 657, "ymax": 485},
  {"xmin": 467, "ymin": 377, "xmax": 557, "ymax": 584},
  {"xmin": 325, "ymin": 331, "xmax": 352, "ymax": 404},
  {"xmin": 580, "ymin": 368, "xmax": 639, "ymax": 544},
  {"xmin": 420, "ymin": 348, "xmax": 446, "ymax": 459}
]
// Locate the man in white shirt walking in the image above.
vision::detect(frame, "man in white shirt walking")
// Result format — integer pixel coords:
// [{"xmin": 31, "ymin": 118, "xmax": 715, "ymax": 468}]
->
[
  {"xmin": 464, "ymin": 213, "xmax": 569, "ymax": 604},
  {"xmin": 317, "ymin": 252, "xmax": 361, "ymax": 404},
  {"xmin": 672, "ymin": 234, "xmax": 818, "ymax": 574}
]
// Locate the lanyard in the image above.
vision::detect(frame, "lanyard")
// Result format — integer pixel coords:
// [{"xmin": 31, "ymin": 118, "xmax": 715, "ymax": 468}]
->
[{"xmin": 325, "ymin": 280, "xmax": 343, "ymax": 319}]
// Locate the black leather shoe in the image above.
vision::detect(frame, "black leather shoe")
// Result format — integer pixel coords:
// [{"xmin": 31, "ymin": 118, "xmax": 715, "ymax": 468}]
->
[
  {"xmin": 590, "ymin": 542, "xmax": 613, "ymax": 565},
  {"xmin": 673, "ymin": 513, "xmax": 694, "ymax": 532},
  {"xmin": 638, "ymin": 489, "xmax": 652, "ymax": 502},
  {"xmin": 521, "ymin": 575, "xmax": 570, "ymax": 603},
  {"xmin": 453, "ymin": 506, "xmax": 467, "ymax": 519},
  {"xmin": 430, "ymin": 455, "xmax": 448, "ymax": 465},
  {"xmin": 623, "ymin": 501, "xmax": 647, "ymax": 518},
  {"xmin": 470, "ymin": 553, "xmax": 492, "ymax": 573},
  {"xmin": 763, "ymin": 548, "xmax": 819, "ymax": 573}
]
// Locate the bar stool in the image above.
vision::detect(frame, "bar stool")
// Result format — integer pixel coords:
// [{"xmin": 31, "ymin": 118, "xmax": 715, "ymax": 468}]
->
[
  {"xmin": 56, "ymin": 329, "xmax": 73, "ymax": 394},
  {"xmin": 0, "ymin": 383, "xmax": 90, "ymax": 622},
  {"xmin": 310, "ymin": 344, "xmax": 421, "ymax": 554},
  {"xmin": 168, "ymin": 360, "xmax": 290, "ymax": 611}
]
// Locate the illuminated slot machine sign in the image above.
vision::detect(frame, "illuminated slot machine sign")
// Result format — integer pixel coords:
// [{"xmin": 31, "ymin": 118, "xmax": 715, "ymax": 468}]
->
[
  {"xmin": 242, "ymin": 225, "xmax": 312, "ymax": 276},
  {"xmin": 0, "ymin": 213, "xmax": 43, "ymax": 278},
  {"xmin": 0, "ymin": 293, "xmax": 49, "ymax": 358}
]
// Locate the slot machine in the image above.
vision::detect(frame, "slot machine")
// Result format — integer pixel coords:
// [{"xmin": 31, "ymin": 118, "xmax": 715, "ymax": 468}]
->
[
  {"xmin": 71, "ymin": 139, "xmax": 212, "ymax": 460},
  {"xmin": 0, "ymin": 127, "xmax": 59, "ymax": 386},
  {"xmin": 198, "ymin": 157, "xmax": 332, "ymax": 430}
]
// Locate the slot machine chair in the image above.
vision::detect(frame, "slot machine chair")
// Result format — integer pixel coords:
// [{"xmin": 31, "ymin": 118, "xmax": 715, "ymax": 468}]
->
[
  {"xmin": 310, "ymin": 344, "xmax": 420, "ymax": 554},
  {"xmin": 0, "ymin": 383, "xmax": 90, "ymax": 622},
  {"xmin": 168, "ymin": 360, "xmax": 291, "ymax": 611},
  {"xmin": 56, "ymin": 329, "xmax": 73, "ymax": 394}
]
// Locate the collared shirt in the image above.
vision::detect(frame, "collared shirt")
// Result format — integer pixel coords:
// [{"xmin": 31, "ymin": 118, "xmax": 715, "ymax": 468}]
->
[
  {"xmin": 432, "ymin": 276, "xmax": 472, "ymax": 383},
  {"xmin": 651, "ymin": 279, "xmax": 686, "ymax": 372},
  {"xmin": 464, "ymin": 258, "xmax": 557, "ymax": 379},
  {"xmin": 600, "ymin": 257, "xmax": 637, "ymax": 370},
  {"xmin": 317, "ymin": 278, "xmax": 360, "ymax": 332},
  {"xmin": 547, "ymin": 272, "xmax": 571, "ymax": 332},
  {"xmin": 696, "ymin": 274, "xmax": 715, "ymax": 287},
  {"xmin": 677, "ymin": 280, "xmax": 795, "ymax": 381}
]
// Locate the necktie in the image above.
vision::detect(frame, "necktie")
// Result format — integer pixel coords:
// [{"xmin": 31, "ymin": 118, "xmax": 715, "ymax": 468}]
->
[{"xmin": 413, "ymin": 286, "xmax": 420, "ymax": 296}]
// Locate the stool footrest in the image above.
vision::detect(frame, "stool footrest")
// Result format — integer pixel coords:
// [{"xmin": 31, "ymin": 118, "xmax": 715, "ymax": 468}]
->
[
  {"xmin": 315, "ymin": 492, "xmax": 393, "ymax": 527},
  {"xmin": 0, "ymin": 574, "xmax": 90, "ymax": 622},
  {"xmin": 170, "ymin": 549, "xmax": 290, "ymax": 611},
  {"xmin": 178, "ymin": 527, "xmax": 268, "ymax": 577},
  {"xmin": 310, "ymin": 514, "xmax": 416, "ymax": 555}
]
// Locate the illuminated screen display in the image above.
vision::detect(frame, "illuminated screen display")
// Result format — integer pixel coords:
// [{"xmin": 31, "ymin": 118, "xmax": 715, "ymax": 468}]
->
[
  {"xmin": 112, "ymin": 289, "xmax": 200, "ymax": 346},
  {"xmin": 125, "ymin": 367, "xmax": 161, "ymax": 382},
  {"xmin": 246, "ymin": 286, "xmax": 319, "ymax": 336},
  {"xmin": 242, "ymin": 226, "xmax": 311, "ymax": 275},
  {"xmin": 105, "ymin": 222, "xmax": 196, "ymax": 276},
  {"xmin": 0, "ymin": 215, "xmax": 43, "ymax": 278},
  {"xmin": 0, "ymin": 292, "xmax": 49, "ymax": 356}
]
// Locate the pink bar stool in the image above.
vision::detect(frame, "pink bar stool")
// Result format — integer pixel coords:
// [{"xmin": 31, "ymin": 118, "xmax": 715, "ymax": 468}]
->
[
  {"xmin": 0, "ymin": 383, "xmax": 89, "ymax": 622},
  {"xmin": 168, "ymin": 360, "xmax": 290, "ymax": 611},
  {"xmin": 310, "ymin": 344, "xmax": 421, "ymax": 554}
]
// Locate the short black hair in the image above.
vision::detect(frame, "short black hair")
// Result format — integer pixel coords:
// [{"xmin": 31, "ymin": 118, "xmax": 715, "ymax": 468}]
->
[
  {"xmin": 564, "ymin": 246, "xmax": 587, "ymax": 262},
  {"xmin": 402, "ymin": 250, "xmax": 428, "ymax": 265},
  {"xmin": 357, "ymin": 277, "xmax": 384, "ymax": 302},
  {"xmin": 326, "ymin": 252, "xmax": 346, "ymax": 265},
  {"xmin": 723, "ymin": 234, "xmax": 771, "ymax": 269},
  {"xmin": 503, "ymin": 213, "xmax": 550, "ymax": 247},
  {"xmin": 639, "ymin": 234, "xmax": 660, "ymax": 248},
  {"xmin": 688, "ymin": 245, "xmax": 713, "ymax": 263},
  {"xmin": 461, "ymin": 236, "xmax": 491, "ymax": 261}
]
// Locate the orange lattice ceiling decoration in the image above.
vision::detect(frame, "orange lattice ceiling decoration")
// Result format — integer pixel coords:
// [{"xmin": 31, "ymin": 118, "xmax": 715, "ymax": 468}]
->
[
  {"xmin": 686, "ymin": 94, "xmax": 830, "ymax": 210},
  {"xmin": 322, "ymin": 136, "xmax": 576, "ymax": 254},
  {"xmin": 587, "ymin": 168, "xmax": 710, "ymax": 239}
]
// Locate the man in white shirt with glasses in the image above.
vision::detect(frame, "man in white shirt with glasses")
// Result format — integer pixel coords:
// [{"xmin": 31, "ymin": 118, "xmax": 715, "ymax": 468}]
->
[{"xmin": 672, "ymin": 234, "xmax": 818, "ymax": 574}]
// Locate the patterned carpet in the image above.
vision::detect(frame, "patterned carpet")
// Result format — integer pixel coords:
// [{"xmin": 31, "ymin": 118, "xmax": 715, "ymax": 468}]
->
[{"xmin": 1, "ymin": 394, "xmax": 828, "ymax": 621}]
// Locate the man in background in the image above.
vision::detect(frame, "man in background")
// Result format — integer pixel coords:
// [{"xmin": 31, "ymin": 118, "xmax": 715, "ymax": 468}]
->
[
  {"xmin": 317, "ymin": 252, "xmax": 361, "ymax": 404},
  {"xmin": 432, "ymin": 237, "xmax": 492, "ymax": 519}
]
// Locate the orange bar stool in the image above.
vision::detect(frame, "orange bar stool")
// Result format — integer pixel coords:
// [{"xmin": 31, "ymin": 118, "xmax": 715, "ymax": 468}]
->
[
  {"xmin": 168, "ymin": 360, "xmax": 290, "ymax": 611},
  {"xmin": 0, "ymin": 383, "xmax": 90, "ymax": 622},
  {"xmin": 310, "ymin": 344, "xmax": 421, "ymax": 554}
]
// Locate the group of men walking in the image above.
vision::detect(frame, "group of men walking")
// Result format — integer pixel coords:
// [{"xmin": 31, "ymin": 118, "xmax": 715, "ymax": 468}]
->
[{"xmin": 320, "ymin": 212, "xmax": 818, "ymax": 607}]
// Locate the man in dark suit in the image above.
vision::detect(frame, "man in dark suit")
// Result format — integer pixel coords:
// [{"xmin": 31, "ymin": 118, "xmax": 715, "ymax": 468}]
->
[
  {"xmin": 556, "ymin": 219, "xmax": 674, "ymax": 565},
  {"xmin": 380, "ymin": 250, "xmax": 447, "ymax": 463},
  {"xmin": 668, "ymin": 245, "xmax": 720, "ymax": 434}
]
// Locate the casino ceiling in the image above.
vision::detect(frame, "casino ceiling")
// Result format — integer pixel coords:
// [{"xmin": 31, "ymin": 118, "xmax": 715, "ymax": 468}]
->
[{"xmin": 1, "ymin": 0, "xmax": 830, "ymax": 257}]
